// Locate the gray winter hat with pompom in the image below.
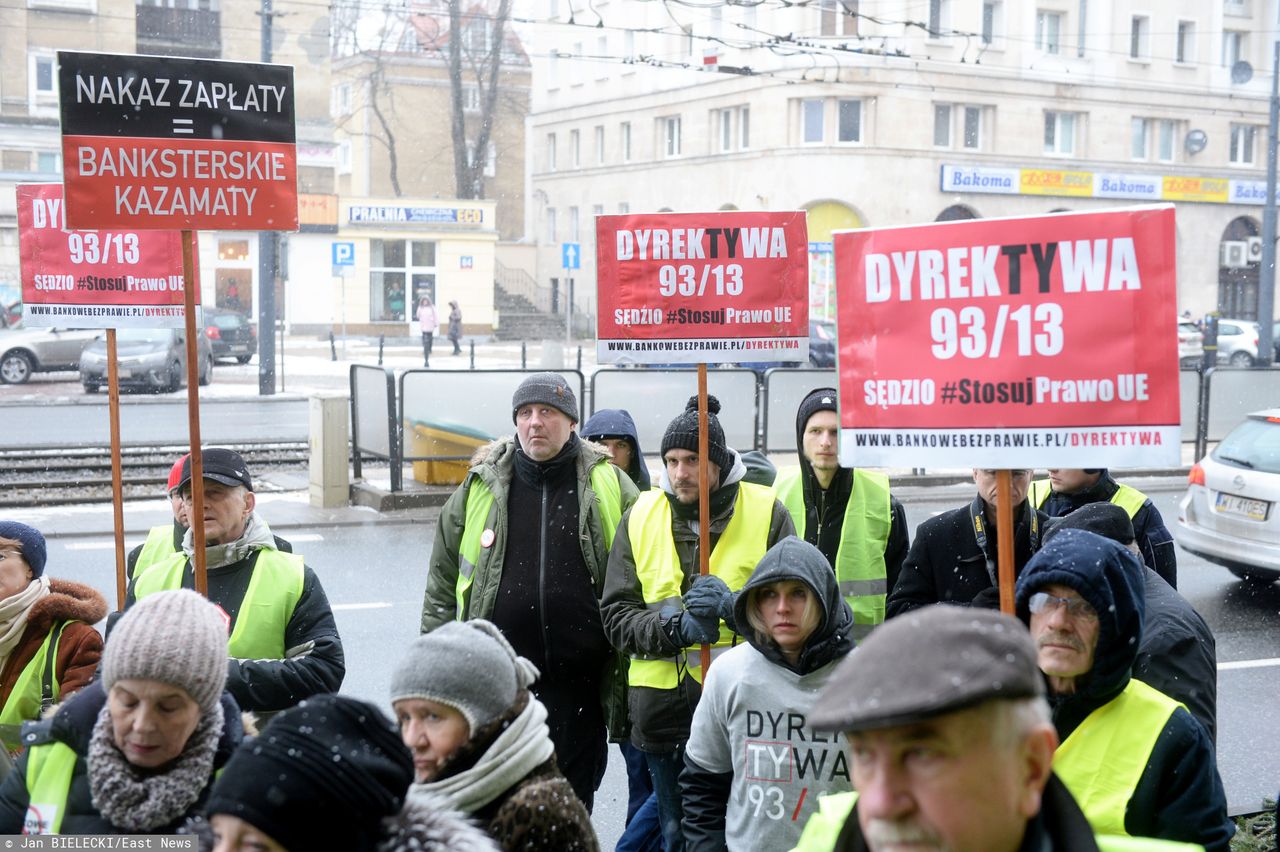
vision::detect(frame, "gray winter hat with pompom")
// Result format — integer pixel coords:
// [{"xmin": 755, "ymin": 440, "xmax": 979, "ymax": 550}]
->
[{"xmin": 389, "ymin": 619, "xmax": 539, "ymax": 732}]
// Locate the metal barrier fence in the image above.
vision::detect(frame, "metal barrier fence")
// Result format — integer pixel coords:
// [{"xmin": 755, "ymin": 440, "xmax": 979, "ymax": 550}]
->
[
  {"xmin": 349, "ymin": 365, "xmax": 400, "ymax": 491},
  {"xmin": 591, "ymin": 367, "xmax": 759, "ymax": 454}
]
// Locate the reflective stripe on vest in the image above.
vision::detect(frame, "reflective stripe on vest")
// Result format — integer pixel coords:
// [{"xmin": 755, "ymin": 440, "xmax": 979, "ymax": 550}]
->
[
  {"xmin": 133, "ymin": 525, "xmax": 177, "ymax": 577},
  {"xmin": 774, "ymin": 468, "xmax": 890, "ymax": 638},
  {"xmin": 455, "ymin": 461, "xmax": 622, "ymax": 620},
  {"xmin": 627, "ymin": 483, "xmax": 774, "ymax": 690},
  {"xmin": 133, "ymin": 549, "xmax": 304, "ymax": 659},
  {"xmin": 0, "ymin": 624, "xmax": 65, "ymax": 750},
  {"xmin": 1054, "ymin": 679, "xmax": 1183, "ymax": 837},
  {"xmin": 23, "ymin": 740, "xmax": 77, "ymax": 834},
  {"xmin": 1029, "ymin": 480, "xmax": 1149, "ymax": 520}
]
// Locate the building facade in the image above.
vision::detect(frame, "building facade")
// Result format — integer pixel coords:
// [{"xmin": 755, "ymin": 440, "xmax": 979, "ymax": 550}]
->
[{"xmin": 527, "ymin": 0, "xmax": 1275, "ymax": 327}]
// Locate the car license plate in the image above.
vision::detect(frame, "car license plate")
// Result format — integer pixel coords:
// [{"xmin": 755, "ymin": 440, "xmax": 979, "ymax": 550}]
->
[{"xmin": 1214, "ymin": 492, "xmax": 1269, "ymax": 521}]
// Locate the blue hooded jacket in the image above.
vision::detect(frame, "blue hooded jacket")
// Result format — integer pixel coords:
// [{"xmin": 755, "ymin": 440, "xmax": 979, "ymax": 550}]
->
[
  {"xmin": 581, "ymin": 408, "xmax": 651, "ymax": 490},
  {"xmin": 1015, "ymin": 529, "xmax": 1232, "ymax": 851}
]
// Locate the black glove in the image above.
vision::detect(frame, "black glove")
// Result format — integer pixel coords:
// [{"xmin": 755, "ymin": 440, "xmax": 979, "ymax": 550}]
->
[
  {"xmin": 683, "ymin": 575, "xmax": 732, "ymax": 617},
  {"xmin": 717, "ymin": 590, "xmax": 739, "ymax": 634},
  {"xmin": 673, "ymin": 610, "xmax": 721, "ymax": 646},
  {"xmin": 970, "ymin": 585, "xmax": 1003, "ymax": 610}
]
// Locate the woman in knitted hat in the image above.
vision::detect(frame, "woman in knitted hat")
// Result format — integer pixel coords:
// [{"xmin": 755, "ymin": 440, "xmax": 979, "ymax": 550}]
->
[
  {"xmin": 0, "ymin": 589, "xmax": 244, "ymax": 835},
  {"xmin": 390, "ymin": 619, "xmax": 600, "ymax": 851},
  {"xmin": 0, "ymin": 521, "xmax": 107, "ymax": 754},
  {"xmin": 202, "ymin": 693, "xmax": 496, "ymax": 852}
]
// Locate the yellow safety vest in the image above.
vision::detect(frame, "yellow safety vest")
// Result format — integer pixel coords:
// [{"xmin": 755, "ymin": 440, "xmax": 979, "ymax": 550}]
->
[
  {"xmin": 133, "ymin": 525, "xmax": 178, "ymax": 578},
  {"xmin": 0, "ymin": 623, "xmax": 66, "ymax": 751},
  {"xmin": 1054, "ymin": 679, "xmax": 1184, "ymax": 837},
  {"xmin": 1029, "ymin": 480, "xmax": 1148, "ymax": 518},
  {"xmin": 455, "ymin": 461, "xmax": 623, "ymax": 619},
  {"xmin": 774, "ymin": 467, "xmax": 890, "ymax": 638},
  {"xmin": 22, "ymin": 740, "xmax": 77, "ymax": 834},
  {"xmin": 788, "ymin": 791, "xmax": 1203, "ymax": 852},
  {"xmin": 133, "ymin": 549, "xmax": 304, "ymax": 659},
  {"xmin": 627, "ymin": 483, "xmax": 774, "ymax": 689}
]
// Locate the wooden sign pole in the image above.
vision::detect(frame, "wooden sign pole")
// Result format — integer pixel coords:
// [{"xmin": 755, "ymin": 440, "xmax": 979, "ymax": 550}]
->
[
  {"xmin": 697, "ymin": 363, "xmax": 711, "ymax": 680},
  {"xmin": 181, "ymin": 230, "xmax": 208, "ymax": 596},
  {"xmin": 106, "ymin": 330, "xmax": 126, "ymax": 609},
  {"xmin": 995, "ymin": 469, "xmax": 1016, "ymax": 614}
]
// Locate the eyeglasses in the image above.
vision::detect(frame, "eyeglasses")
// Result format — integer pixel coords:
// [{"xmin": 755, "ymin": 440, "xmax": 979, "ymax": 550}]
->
[{"xmin": 1028, "ymin": 592, "xmax": 1098, "ymax": 621}]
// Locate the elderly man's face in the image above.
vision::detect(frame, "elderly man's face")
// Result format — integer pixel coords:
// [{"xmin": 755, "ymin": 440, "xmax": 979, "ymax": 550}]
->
[
  {"xmin": 849, "ymin": 703, "xmax": 1049, "ymax": 852},
  {"xmin": 972, "ymin": 469, "xmax": 1032, "ymax": 516},
  {"xmin": 515, "ymin": 404, "xmax": 574, "ymax": 461},
  {"xmin": 1029, "ymin": 583, "xmax": 1100, "ymax": 687}
]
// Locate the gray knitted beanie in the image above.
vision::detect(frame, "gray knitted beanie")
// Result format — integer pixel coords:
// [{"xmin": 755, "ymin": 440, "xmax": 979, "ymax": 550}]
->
[
  {"xmin": 103, "ymin": 589, "xmax": 228, "ymax": 714},
  {"xmin": 511, "ymin": 372, "xmax": 578, "ymax": 423},
  {"xmin": 389, "ymin": 619, "xmax": 539, "ymax": 733}
]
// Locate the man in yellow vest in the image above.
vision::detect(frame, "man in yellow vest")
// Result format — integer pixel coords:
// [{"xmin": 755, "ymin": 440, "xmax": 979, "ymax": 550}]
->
[
  {"xmin": 601, "ymin": 394, "xmax": 794, "ymax": 852},
  {"xmin": 421, "ymin": 373, "xmax": 639, "ymax": 811},
  {"xmin": 794, "ymin": 606, "xmax": 1206, "ymax": 852},
  {"xmin": 774, "ymin": 388, "xmax": 907, "ymax": 638},
  {"xmin": 125, "ymin": 448, "xmax": 344, "ymax": 717},
  {"xmin": 1029, "ymin": 468, "xmax": 1177, "ymax": 587},
  {"xmin": 1014, "ymin": 529, "xmax": 1231, "ymax": 849}
]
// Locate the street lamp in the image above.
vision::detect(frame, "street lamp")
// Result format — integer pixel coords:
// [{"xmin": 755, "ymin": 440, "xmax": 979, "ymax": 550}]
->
[{"xmin": 1255, "ymin": 40, "xmax": 1278, "ymax": 367}]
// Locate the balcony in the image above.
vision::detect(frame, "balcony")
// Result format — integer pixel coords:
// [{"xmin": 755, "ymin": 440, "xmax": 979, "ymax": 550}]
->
[{"xmin": 135, "ymin": 5, "xmax": 221, "ymax": 59}]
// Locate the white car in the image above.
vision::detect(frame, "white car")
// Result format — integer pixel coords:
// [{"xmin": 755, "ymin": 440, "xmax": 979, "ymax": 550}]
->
[
  {"xmin": 1214, "ymin": 318, "xmax": 1259, "ymax": 367},
  {"xmin": 1177, "ymin": 409, "xmax": 1280, "ymax": 583}
]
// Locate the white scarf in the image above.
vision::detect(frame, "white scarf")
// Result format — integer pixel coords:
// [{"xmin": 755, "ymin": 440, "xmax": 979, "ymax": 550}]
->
[
  {"xmin": 0, "ymin": 577, "xmax": 51, "ymax": 672},
  {"xmin": 409, "ymin": 696, "xmax": 556, "ymax": 815},
  {"xmin": 182, "ymin": 512, "xmax": 277, "ymax": 569}
]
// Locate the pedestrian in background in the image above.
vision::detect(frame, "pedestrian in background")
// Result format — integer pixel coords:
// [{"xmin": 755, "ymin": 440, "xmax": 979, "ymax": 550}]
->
[
  {"xmin": 681, "ymin": 537, "xmax": 854, "ymax": 851},
  {"xmin": 0, "ymin": 521, "xmax": 106, "ymax": 754},
  {"xmin": 0, "ymin": 590, "xmax": 243, "ymax": 835},
  {"xmin": 392, "ymin": 619, "xmax": 597, "ymax": 851},
  {"xmin": 418, "ymin": 295, "xmax": 439, "ymax": 367},
  {"xmin": 448, "ymin": 300, "xmax": 463, "ymax": 355}
]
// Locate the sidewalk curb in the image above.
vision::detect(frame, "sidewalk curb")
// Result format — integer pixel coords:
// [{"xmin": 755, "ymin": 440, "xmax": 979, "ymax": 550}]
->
[{"xmin": 0, "ymin": 392, "xmax": 311, "ymax": 408}]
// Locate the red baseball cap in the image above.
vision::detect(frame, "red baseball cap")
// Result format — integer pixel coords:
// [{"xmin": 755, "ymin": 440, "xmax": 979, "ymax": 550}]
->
[{"xmin": 167, "ymin": 454, "xmax": 189, "ymax": 494}]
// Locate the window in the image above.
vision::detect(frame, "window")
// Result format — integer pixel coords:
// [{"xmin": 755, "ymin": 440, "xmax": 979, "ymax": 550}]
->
[
  {"xmin": 739, "ymin": 106, "xmax": 750, "ymax": 149},
  {"xmin": 1230, "ymin": 124, "xmax": 1257, "ymax": 165},
  {"xmin": 596, "ymin": 36, "xmax": 608, "ymax": 80},
  {"xmin": 595, "ymin": 126, "xmax": 605, "ymax": 165},
  {"xmin": 333, "ymin": 83, "xmax": 352, "ymax": 117},
  {"xmin": 981, "ymin": 1, "xmax": 1001, "ymax": 45},
  {"xmin": 462, "ymin": 86, "xmax": 480, "ymax": 112},
  {"xmin": 837, "ymin": 99, "xmax": 862, "ymax": 143},
  {"xmin": 547, "ymin": 208, "xmax": 557, "ymax": 242},
  {"xmin": 928, "ymin": 0, "xmax": 948, "ymax": 36},
  {"xmin": 718, "ymin": 108, "xmax": 733, "ymax": 152},
  {"xmin": 570, "ymin": 129, "xmax": 580, "ymax": 168},
  {"xmin": 935, "ymin": 105, "xmax": 983, "ymax": 149},
  {"xmin": 1176, "ymin": 21, "xmax": 1195, "ymax": 64},
  {"xmin": 934, "ymin": 104, "xmax": 952, "ymax": 147},
  {"xmin": 466, "ymin": 21, "xmax": 491, "ymax": 54},
  {"xmin": 36, "ymin": 152, "xmax": 60, "ymax": 174},
  {"xmin": 802, "ymin": 99, "xmax": 824, "ymax": 144},
  {"xmin": 664, "ymin": 116, "xmax": 682, "ymax": 157},
  {"xmin": 618, "ymin": 202, "xmax": 630, "ymax": 214},
  {"xmin": 29, "ymin": 54, "xmax": 56, "ymax": 110},
  {"xmin": 569, "ymin": 206, "xmax": 579, "ymax": 241},
  {"xmin": 1131, "ymin": 118, "xmax": 1175, "ymax": 162},
  {"xmin": 592, "ymin": 204, "xmax": 604, "ymax": 220},
  {"xmin": 1129, "ymin": 16, "xmax": 1149, "ymax": 59},
  {"xmin": 369, "ymin": 240, "xmax": 436, "ymax": 322},
  {"xmin": 1222, "ymin": 31, "xmax": 1245, "ymax": 67},
  {"xmin": 547, "ymin": 133, "xmax": 557, "ymax": 171},
  {"xmin": 484, "ymin": 142, "xmax": 496, "ymax": 177},
  {"xmin": 819, "ymin": 0, "xmax": 858, "ymax": 36},
  {"xmin": 962, "ymin": 106, "xmax": 981, "ymax": 148},
  {"xmin": 336, "ymin": 140, "xmax": 352, "ymax": 175},
  {"xmin": 1044, "ymin": 111, "xmax": 1076, "ymax": 155},
  {"xmin": 1036, "ymin": 11, "xmax": 1061, "ymax": 54},
  {"xmin": 621, "ymin": 122, "xmax": 632, "ymax": 162}
]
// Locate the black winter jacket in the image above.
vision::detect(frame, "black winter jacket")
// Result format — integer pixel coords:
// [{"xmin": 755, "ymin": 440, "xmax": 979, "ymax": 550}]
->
[
  {"xmin": 886, "ymin": 497, "xmax": 1047, "ymax": 617},
  {"xmin": 0, "ymin": 681, "xmax": 243, "ymax": 835},
  {"xmin": 680, "ymin": 536, "xmax": 854, "ymax": 851},
  {"xmin": 124, "ymin": 520, "xmax": 293, "ymax": 582},
  {"xmin": 1040, "ymin": 471, "xmax": 1177, "ymax": 587},
  {"xmin": 1015, "ymin": 529, "xmax": 1232, "ymax": 851}
]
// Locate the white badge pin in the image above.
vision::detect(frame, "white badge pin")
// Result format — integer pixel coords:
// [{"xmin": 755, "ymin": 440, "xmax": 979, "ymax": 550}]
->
[{"xmin": 480, "ymin": 529, "xmax": 496, "ymax": 548}]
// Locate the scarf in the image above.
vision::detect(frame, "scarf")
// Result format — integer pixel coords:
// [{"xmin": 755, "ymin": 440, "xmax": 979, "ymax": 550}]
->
[
  {"xmin": 182, "ymin": 512, "xmax": 277, "ymax": 569},
  {"xmin": 88, "ymin": 699, "xmax": 224, "ymax": 832},
  {"xmin": 409, "ymin": 695, "xmax": 555, "ymax": 815},
  {"xmin": 0, "ymin": 577, "xmax": 51, "ymax": 672}
]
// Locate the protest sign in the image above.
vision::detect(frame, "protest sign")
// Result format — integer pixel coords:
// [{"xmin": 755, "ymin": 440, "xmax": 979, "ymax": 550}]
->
[
  {"xmin": 835, "ymin": 206, "xmax": 1179, "ymax": 468},
  {"xmin": 18, "ymin": 183, "xmax": 189, "ymax": 328},
  {"xmin": 57, "ymin": 51, "xmax": 297, "ymax": 231},
  {"xmin": 596, "ymin": 211, "xmax": 809, "ymax": 364}
]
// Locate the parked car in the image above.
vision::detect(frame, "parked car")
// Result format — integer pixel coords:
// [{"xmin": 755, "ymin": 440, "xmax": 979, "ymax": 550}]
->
[
  {"xmin": 1214, "ymin": 318, "xmax": 1259, "ymax": 367},
  {"xmin": 79, "ymin": 328, "xmax": 212, "ymax": 393},
  {"xmin": 203, "ymin": 307, "xmax": 257, "ymax": 364},
  {"xmin": 1177, "ymin": 320, "xmax": 1203, "ymax": 367},
  {"xmin": 1177, "ymin": 409, "xmax": 1280, "ymax": 584},
  {"xmin": 0, "ymin": 325, "xmax": 101, "ymax": 384},
  {"xmin": 809, "ymin": 319, "xmax": 836, "ymax": 367}
]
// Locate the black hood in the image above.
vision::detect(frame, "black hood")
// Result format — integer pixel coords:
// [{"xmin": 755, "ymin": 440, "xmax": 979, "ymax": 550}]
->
[
  {"xmin": 733, "ymin": 535, "xmax": 853, "ymax": 675},
  {"xmin": 581, "ymin": 408, "xmax": 650, "ymax": 490},
  {"xmin": 1015, "ymin": 528, "xmax": 1145, "ymax": 726}
]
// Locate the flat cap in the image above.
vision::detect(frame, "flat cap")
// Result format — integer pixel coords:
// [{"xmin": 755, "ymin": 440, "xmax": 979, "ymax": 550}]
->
[
  {"xmin": 1042, "ymin": 502, "xmax": 1136, "ymax": 547},
  {"xmin": 809, "ymin": 605, "xmax": 1044, "ymax": 732}
]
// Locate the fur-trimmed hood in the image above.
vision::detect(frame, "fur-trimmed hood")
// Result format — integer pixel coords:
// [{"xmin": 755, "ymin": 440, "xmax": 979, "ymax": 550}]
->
[
  {"xmin": 378, "ymin": 794, "xmax": 500, "ymax": 852},
  {"xmin": 468, "ymin": 433, "xmax": 613, "ymax": 470},
  {"xmin": 29, "ymin": 579, "xmax": 108, "ymax": 633}
]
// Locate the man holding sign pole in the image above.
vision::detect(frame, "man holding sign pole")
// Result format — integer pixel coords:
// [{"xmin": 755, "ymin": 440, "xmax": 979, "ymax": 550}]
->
[{"xmin": 601, "ymin": 396, "xmax": 793, "ymax": 852}]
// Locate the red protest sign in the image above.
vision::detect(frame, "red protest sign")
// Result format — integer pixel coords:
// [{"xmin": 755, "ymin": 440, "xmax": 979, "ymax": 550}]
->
[
  {"xmin": 596, "ymin": 211, "xmax": 809, "ymax": 364},
  {"xmin": 834, "ymin": 206, "xmax": 1179, "ymax": 468},
  {"xmin": 57, "ymin": 52, "xmax": 297, "ymax": 231},
  {"xmin": 18, "ymin": 183, "xmax": 190, "ymax": 328}
]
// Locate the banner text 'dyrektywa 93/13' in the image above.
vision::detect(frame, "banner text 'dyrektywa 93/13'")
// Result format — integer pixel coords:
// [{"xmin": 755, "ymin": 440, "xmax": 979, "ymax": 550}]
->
[
  {"xmin": 596, "ymin": 211, "xmax": 809, "ymax": 365},
  {"xmin": 18, "ymin": 183, "xmax": 190, "ymax": 329},
  {"xmin": 57, "ymin": 51, "xmax": 297, "ymax": 232},
  {"xmin": 834, "ymin": 205, "xmax": 1180, "ymax": 469}
]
